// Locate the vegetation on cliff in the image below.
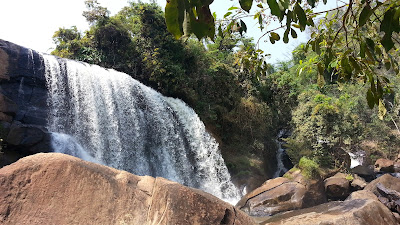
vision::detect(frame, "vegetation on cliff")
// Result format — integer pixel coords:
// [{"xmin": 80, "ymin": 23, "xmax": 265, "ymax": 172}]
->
[{"xmin": 51, "ymin": 0, "xmax": 400, "ymax": 183}]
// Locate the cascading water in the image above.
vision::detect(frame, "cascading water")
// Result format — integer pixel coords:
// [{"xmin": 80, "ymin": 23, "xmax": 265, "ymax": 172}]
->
[
  {"xmin": 43, "ymin": 54, "xmax": 239, "ymax": 203},
  {"xmin": 273, "ymin": 130, "xmax": 290, "ymax": 178}
]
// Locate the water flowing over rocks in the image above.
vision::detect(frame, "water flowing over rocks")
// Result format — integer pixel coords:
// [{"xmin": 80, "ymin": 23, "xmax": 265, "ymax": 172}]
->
[
  {"xmin": 0, "ymin": 153, "xmax": 256, "ymax": 225},
  {"xmin": 0, "ymin": 39, "xmax": 239, "ymax": 202}
]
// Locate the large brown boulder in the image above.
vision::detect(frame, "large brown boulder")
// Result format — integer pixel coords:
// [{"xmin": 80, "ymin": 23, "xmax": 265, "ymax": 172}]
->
[
  {"xmin": 0, "ymin": 153, "xmax": 255, "ymax": 225},
  {"xmin": 236, "ymin": 169, "xmax": 326, "ymax": 217},
  {"xmin": 324, "ymin": 173, "xmax": 351, "ymax": 200},
  {"xmin": 375, "ymin": 158, "xmax": 395, "ymax": 173},
  {"xmin": 346, "ymin": 190, "xmax": 379, "ymax": 201},
  {"xmin": 364, "ymin": 174, "xmax": 400, "ymax": 194},
  {"xmin": 260, "ymin": 199, "xmax": 398, "ymax": 225}
]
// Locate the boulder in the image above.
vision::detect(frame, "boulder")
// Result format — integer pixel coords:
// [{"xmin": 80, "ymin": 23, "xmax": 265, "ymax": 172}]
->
[
  {"xmin": 324, "ymin": 173, "xmax": 350, "ymax": 200},
  {"xmin": 346, "ymin": 190, "xmax": 379, "ymax": 201},
  {"xmin": 375, "ymin": 158, "xmax": 395, "ymax": 173},
  {"xmin": 236, "ymin": 168, "xmax": 326, "ymax": 217},
  {"xmin": 364, "ymin": 174, "xmax": 400, "ymax": 194},
  {"xmin": 0, "ymin": 153, "xmax": 256, "ymax": 225},
  {"xmin": 351, "ymin": 165, "xmax": 375, "ymax": 181},
  {"xmin": 376, "ymin": 183, "xmax": 400, "ymax": 214},
  {"xmin": 350, "ymin": 175, "xmax": 367, "ymax": 191},
  {"xmin": 260, "ymin": 199, "xmax": 398, "ymax": 225}
]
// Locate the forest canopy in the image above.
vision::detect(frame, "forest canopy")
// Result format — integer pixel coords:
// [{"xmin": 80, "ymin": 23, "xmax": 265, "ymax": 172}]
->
[{"xmin": 51, "ymin": 0, "xmax": 400, "ymax": 181}]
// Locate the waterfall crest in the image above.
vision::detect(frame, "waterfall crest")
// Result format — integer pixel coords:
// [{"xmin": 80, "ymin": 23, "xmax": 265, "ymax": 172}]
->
[{"xmin": 43, "ymin": 54, "xmax": 239, "ymax": 202}]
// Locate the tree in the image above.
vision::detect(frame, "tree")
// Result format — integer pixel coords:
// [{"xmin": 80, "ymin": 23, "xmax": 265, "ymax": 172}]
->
[{"xmin": 165, "ymin": 0, "xmax": 400, "ymax": 113}]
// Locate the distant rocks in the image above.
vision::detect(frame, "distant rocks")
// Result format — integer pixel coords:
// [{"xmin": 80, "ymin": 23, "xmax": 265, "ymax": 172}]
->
[
  {"xmin": 0, "ymin": 153, "xmax": 256, "ymax": 225},
  {"xmin": 261, "ymin": 199, "xmax": 398, "ymax": 225},
  {"xmin": 236, "ymin": 168, "xmax": 326, "ymax": 217},
  {"xmin": 237, "ymin": 160, "xmax": 400, "ymax": 225}
]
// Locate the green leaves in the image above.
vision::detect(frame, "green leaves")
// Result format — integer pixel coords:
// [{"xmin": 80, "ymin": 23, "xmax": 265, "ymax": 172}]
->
[
  {"xmin": 380, "ymin": 8, "xmax": 398, "ymax": 52},
  {"xmin": 239, "ymin": 0, "xmax": 253, "ymax": 12},
  {"xmin": 294, "ymin": 3, "xmax": 307, "ymax": 31},
  {"xmin": 367, "ymin": 89, "xmax": 375, "ymax": 109},
  {"xmin": 268, "ymin": 0, "xmax": 282, "ymax": 19},
  {"xmin": 270, "ymin": 32, "xmax": 280, "ymax": 44},
  {"xmin": 165, "ymin": 0, "xmax": 185, "ymax": 39},
  {"xmin": 359, "ymin": 4, "xmax": 372, "ymax": 26}
]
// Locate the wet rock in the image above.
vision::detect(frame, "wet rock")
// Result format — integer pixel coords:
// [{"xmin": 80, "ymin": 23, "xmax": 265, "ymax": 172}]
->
[
  {"xmin": 0, "ymin": 153, "xmax": 256, "ymax": 225},
  {"xmin": 324, "ymin": 173, "xmax": 350, "ymax": 200},
  {"xmin": 260, "ymin": 199, "xmax": 398, "ymax": 225}
]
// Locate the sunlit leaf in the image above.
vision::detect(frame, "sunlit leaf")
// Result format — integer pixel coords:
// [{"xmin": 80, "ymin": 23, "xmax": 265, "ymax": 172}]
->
[
  {"xmin": 165, "ymin": 0, "xmax": 185, "ymax": 39},
  {"xmin": 271, "ymin": 32, "xmax": 280, "ymax": 41},
  {"xmin": 378, "ymin": 99, "xmax": 387, "ymax": 120}
]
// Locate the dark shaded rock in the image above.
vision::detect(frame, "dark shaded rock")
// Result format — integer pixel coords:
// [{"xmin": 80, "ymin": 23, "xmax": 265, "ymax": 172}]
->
[
  {"xmin": 351, "ymin": 165, "xmax": 375, "ymax": 181},
  {"xmin": 0, "ymin": 39, "xmax": 50, "ymax": 167},
  {"xmin": 6, "ymin": 122, "xmax": 45, "ymax": 146},
  {"xmin": 0, "ymin": 153, "xmax": 256, "ymax": 225},
  {"xmin": 0, "ymin": 94, "xmax": 17, "ymax": 115},
  {"xmin": 260, "ymin": 199, "xmax": 398, "ymax": 225},
  {"xmin": 375, "ymin": 158, "xmax": 395, "ymax": 173},
  {"xmin": 324, "ymin": 173, "xmax": 350, "ymax": 200},
  {"xmin": 376, "ymin": 183, "xmax": 400, "ymax": 214}
]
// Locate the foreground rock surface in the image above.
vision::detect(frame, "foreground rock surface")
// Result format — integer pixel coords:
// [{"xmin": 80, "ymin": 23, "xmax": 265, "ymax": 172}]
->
[
  {"xmin": 0, "ymin": 153, "xmax": 255, "ymax": 225},
  {"xmin": 261, "ymin": 199, "xmax": 398, "ymax": 225}
]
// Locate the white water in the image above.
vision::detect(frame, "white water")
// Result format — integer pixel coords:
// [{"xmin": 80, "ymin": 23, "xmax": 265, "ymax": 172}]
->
[
  {"xmin": 273, "ymin": 130, "xmax": 289, "ymax": 178},
  {"xmin": 348, "ymin": 151, "xmax": 365, "ymax": 168},
  {"xmin": 43, "ymin": 54, "xmax": 240, "ymax": 202}
]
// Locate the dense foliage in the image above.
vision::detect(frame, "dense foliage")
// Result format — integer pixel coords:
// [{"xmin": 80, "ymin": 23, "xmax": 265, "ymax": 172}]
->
[
  {"xmin": 52, "ymin": 1, "xmax": 277, "ymax": 183},
  {"xmin": 52, "ymin": 0, "xmax": 400, "ymax": 184},
  {"xmin": 165, "ymin": 0, "xmax": 400, "ymax": 113}
]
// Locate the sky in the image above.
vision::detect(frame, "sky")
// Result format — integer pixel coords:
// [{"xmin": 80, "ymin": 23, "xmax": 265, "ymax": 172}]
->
[{"xmin": 0, "ymin": 0, "xmax": 341, "ymax": 64}]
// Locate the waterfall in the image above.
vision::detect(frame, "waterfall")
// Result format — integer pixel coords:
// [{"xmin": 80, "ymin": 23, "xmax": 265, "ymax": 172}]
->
[
  {"xmin": 273, "ymin": 130, "xmax": 289, "ymax": 178},
  {"xmin": 43, "ymin": 54, "xmax": 239, "ymax": 203}
]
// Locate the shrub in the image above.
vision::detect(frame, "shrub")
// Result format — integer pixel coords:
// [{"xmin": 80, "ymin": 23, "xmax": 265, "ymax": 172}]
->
[{"xmin": 298, "ymin": 157, "xmax": 320, "ymax": 178}]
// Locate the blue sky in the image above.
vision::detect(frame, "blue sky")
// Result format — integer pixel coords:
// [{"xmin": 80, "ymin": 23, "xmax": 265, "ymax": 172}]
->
[{"xmin": 0, "ymin": 0, "xmax": 342, "ymax": 64}]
